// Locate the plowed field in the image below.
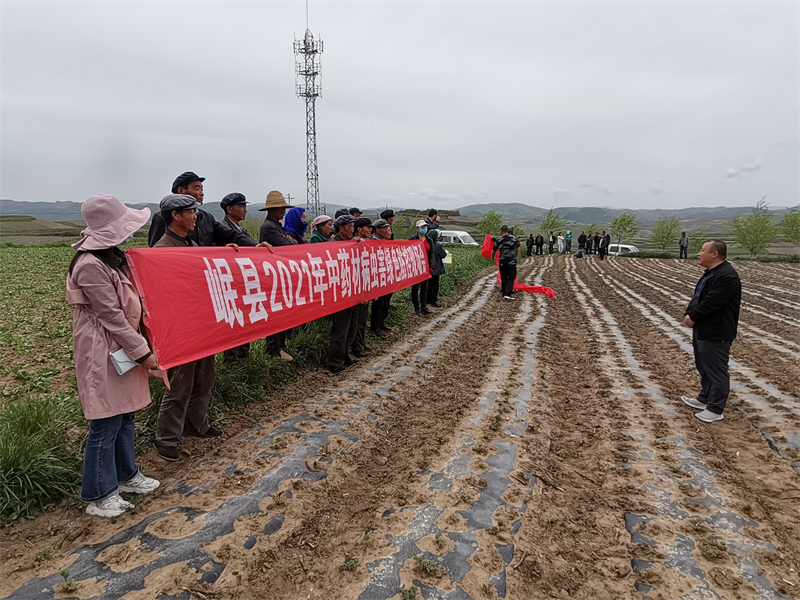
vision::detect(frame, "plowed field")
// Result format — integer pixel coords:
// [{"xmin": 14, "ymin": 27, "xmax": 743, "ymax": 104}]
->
[{"xmin": 2, "ymin": 256, "xmax": 798, "ymax": 600}]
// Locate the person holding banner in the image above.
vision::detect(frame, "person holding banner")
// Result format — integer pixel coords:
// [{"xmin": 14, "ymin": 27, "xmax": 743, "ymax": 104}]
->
[
  {"xmin": 349, "ymin": 217, "xmax": 374, "ymax": 358},
  {"xmin": 426, "ymin": 228, "xmax": 447, "ymax": 307},
  {"xmin": 310, "ymin": 215, "xmax": 334, "ymax": 243},
  {"xmin": 328, "ymin": 214, "xmax": 361, "ymax": 373},
  {"xmin": 284, "ymin": 207, "xmax": 308, "ymax": 244},
  {"xmin": 153, "ymin": 195, "xmax": 224, "ymax": 461},
  {"xmin": 67, "ymin": 194, "xmax": 161, "ymax": 517},
  {"xmin": 219, "ymin": 193, "xmax": 256, "ymax": 363},
  {"xmin": 258, "ymin": 191, "xmax": 297, "ymax": 361},
  {"xmin": 410, "ymin": 220, "xmax": 432, "ymax": 315},
  {"xmin": 148, "ymin": 172, "xmax": 267, "ymax": 249},
  {"xmin": 493, "ymin": 224, "xmax": 520, "ymax": 300},
  {"xmin": 370, "ymin": 219, "xmax": 395, "ymax": 337}
]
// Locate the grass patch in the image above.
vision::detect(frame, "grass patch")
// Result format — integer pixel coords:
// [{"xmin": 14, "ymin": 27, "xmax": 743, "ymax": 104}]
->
[{"xmin": 0, "ymin": 245, "xmax": 493, "ymax": 526}]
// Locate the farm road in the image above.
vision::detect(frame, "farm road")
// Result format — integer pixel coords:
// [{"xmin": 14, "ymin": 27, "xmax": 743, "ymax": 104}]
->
[{"xmin": 1, "ymin": 257, "xmax": 798, "ymax": 600}]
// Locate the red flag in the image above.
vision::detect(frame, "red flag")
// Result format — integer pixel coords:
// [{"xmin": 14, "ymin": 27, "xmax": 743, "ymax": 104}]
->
[
  {"xmin": 127, "ymin": 240, "xmax": 431, "ymax": 369},
  {"xmin": 481, "ymin": 234, "xmax": 556, "ymax": 299}
]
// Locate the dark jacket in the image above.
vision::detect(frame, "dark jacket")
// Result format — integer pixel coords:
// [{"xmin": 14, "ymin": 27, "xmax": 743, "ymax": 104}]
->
[
  {"xmin": 578, "ymin": 234, "xmax": 587, "ymax": 246},
  {"xmin": 259, "ymin": 216, "xmax": 297, "ymax": 246},
  {"xmin": 153, "ymin": 228, "xmax": 197, "ymax": 248},
  {"xmin": 148, "ymin": 209, "xmax": 257, "ymax": 248},
  {"xmin": 287, "ymin": 230, "xmax": 307, "ymax": 244},
  {"xmin": 526, "ymin": 236, "xmax": 534, "ymax": 250},
  {"xmin": 424, "ymin": 217, "xmax": 440, "ymax": 230},
  {"xmin": 220, "ymin": 216, "xmax": 254, "ymax": 241},
  {"xmin": 535, "ymin": 235, "xmax": 544, "ymax": 246},
  {"xmin": 429, "ymin": 240, "xmax": 447, "ymax": 276},
  {"xmin": 685, "ymin": 261, "xmax": 742, "ymax": 341},
  {"xmin": 493, "ymin": 234, "xmax": 520, "ymax": 266},
  {"xmin": 603, "ymin": 234, "xmax": 611, "ymax": 248}
]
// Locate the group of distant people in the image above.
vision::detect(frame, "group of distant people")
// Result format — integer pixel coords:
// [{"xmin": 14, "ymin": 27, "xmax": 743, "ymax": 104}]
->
[
  {"xmin": 66, "ymin": 172, "xmax": 453, "ymax": 518},
  {"xmin": 525, "ymin": 230, "xmax": 612, "ymax": 260}
]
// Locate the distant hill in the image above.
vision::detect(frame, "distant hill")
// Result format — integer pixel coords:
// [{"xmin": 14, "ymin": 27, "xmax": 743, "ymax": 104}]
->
[
  {"xmin": 457, "ymin": 203, "xmax": 792, "ymax": 223},
  {"xmin": 0, "ymin": 215, "xmax": 84, "ymax": 236},
  {"xmin": 1, "ymin": 198, "xmax": 793, "ymax": 227}
]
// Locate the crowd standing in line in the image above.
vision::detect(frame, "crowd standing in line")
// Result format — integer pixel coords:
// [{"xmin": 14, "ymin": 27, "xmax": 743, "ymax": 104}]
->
[{"xmin": 68, "ymin": 181, "xmax": 732, "ymax": 518}]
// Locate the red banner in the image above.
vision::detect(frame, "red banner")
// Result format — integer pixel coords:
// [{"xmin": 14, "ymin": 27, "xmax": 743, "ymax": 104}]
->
[
  {"xmin": 127, "ymin": 240, "xmax": 430, "ymax": 369},
  {"xmin": 480, "ymin": 234, "xmax": 556, "ymax": 299}
]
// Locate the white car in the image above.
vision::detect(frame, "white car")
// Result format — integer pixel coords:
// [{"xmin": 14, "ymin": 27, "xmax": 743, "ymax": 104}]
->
[
  {"xmin": 607, "ymin": 243, "xmax": 640, "ymax": 256},
  {"xmin": 438, "ymin": 230, "xmax": 478, "ymax": 246}
]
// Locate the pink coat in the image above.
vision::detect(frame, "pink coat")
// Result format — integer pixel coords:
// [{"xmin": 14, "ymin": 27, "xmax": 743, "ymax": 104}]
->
[{"xmin": 66, "ymin": 252, "xmax": 152, "ymax": 420}]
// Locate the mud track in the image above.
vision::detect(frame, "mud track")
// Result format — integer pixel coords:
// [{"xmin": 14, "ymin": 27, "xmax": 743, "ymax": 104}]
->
[{"xmin": 2, "ymin": 256, "xmax": 798, "ymax": 600}]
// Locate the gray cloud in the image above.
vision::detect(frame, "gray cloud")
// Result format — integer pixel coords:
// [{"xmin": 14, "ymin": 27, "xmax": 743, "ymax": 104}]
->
[
  {"xmin": 1, "ymin": 2, "xmax": 797, "ymax": 210},
  {"xmin": 726, "ymin": 158, "xmax": 763, "ymax": 178}
]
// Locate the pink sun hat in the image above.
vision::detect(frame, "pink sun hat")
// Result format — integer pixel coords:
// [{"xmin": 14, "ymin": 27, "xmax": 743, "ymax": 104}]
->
[
  {"xmin": 72, "ymin": 194, "xmax": 151, "ymax": 250},
  {"xmin": 311, "ymin": 215, "xmax": 332, "ymax": 228}
]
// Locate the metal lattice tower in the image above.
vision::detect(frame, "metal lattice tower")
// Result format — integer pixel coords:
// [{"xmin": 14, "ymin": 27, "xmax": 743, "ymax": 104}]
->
[{"xmin": 294, "ymin": 29, "xmax": 323, "ymax": 220}]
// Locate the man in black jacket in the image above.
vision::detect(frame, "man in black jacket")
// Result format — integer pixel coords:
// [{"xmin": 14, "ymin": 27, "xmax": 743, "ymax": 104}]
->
[
  {"xmin": 148, "ymin": 172, "xmax": 271, "ymax": 250},
  {"xmin": 526, "ymin": 234, "xmax": 534, "ymax": 257},
  {"xmin": 492, "ymin": 225, "xmax": 520, "ymax": 300},
  {"xmin": 681, "ymin": 240, "xmax": 742, "ymax": 423},
  {"xmin": 535, "ymin": 233, "xmax": 544, "ymax": 255}
]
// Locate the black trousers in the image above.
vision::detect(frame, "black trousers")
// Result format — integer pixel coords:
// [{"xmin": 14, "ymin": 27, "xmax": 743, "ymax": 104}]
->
[
  {"xmin": 265, "ymin": 328, "xmax": 293, "ymax": 356},
  {"xmin": 598, "ymin": 247, "xmax": 606, "ymax": 260},
  {"xmin": 349, "ymin": 302, "xmax": 368, "ymax": 354},
  {"xmin": 370, "ymin": 294, "xmax": 391, "ymax": 331},
  {"xmin": 411, "ymin": 280, "xmax": 429, "ymax": 311},
  {"xmin": 499, "ymin": 263, "xmax": 516, "ymax": 296},
  {"xmin": 328, "ymin": 307, "xmax": 356, "ymax": 369},
  {"xmin": 693, "ymin": 332, "xmax": 732, "ymax": 415},
  {"xmin": 427, "ymin": 275, "xmax": 441, "ymax": 305},
  {"xmin": 548, "ymin": 243, "xmax": 554, "ymax": 254},
  {"xmin": 566, "ymin": 241, "xmax": 572, "ymax": 252},
  {"xmin": 536, "ymin": 244, "xmax": 543, "ymax": 255},
  {"xmin": 680, "ymin": 247, "xmax": 688, "ymax": 259},
  {"xmin": 223, "ymin": 343, "xmax": 250, "ymax": 363},
  {"xmin": 526, "ymin": 246, "xmax": 533, "ymax": 257}
]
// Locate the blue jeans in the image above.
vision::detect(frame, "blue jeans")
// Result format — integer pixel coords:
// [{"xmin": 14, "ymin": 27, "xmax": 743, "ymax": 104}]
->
[{"xmin": 81, "ymin": 411, "xmax": 138, "ymax": 502}]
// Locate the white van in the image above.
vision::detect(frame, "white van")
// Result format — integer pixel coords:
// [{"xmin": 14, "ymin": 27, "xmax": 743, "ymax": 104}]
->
[
  {"xmin": 608, "ymin": 243, "xmax": 640, "ymax": 256},
  {"xmin": 438, "ymin": 230, "xmax": 479, "ymax": 246}
]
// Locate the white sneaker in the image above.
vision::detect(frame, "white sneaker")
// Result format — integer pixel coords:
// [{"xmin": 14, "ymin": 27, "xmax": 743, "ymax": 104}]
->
[
  {"xmin": 503, "ymin": 296, "xmax": 515, "ymax": 301},
  {"xmin": 118, "ymin": 471, "xmax": 160, "ymax": 494},
  {"xmin": 86, "ymin": 492, "xmax": 134, "ymax": 518},
  {"xmin": 681, "ymin": 396, "xmax": 706, "ymax": 410},
  {"xmin": 695, "ymin": 409, "xmax": 723, "ymax": 423}
]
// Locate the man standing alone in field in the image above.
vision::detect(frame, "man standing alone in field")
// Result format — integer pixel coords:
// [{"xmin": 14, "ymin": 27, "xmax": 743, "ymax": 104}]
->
[
  {"xmin": 492, "ymin": 225, "xmax": 520, "ymax": 301},
  {"xmin": 681, "ymin": 240, "xmax": 742, "ymax": 423},
  {"xmin": 679, "ymin": 232, "xmax": 689, "ymax": 259}
]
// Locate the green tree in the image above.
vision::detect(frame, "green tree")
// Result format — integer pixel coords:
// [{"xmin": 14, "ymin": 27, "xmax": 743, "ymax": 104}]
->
[
  {"xmin": 688, "ymin": 228, "xmax": 709, "ymax": 254},
  {"xmin": 477, "ymin": 210, "xmax": 503, "ymax": 235},
  {"xmin": 610, "ymin": 213, "xmax": 639, "ymax": 250},
  {"xmin": 731, "ymin": 200, "xmax": 777, "ymax": 257},
  {"xmin": 539, "ymin": 208, "xmax": 567, "ymax": 236},
  {"xmin": 649, "ymin": 217, "xmax": 681, "ymax": 251},
  {"xmin": 782, "ymin": 209, "xmax": 800, "ymax": 245},
  {"xmin": 585, "ymin": 220, "xmax": 599, "ymax": 235},
  {"xmin": 512, "ymin": 223, "xmax": 525, "ymax": 237}
]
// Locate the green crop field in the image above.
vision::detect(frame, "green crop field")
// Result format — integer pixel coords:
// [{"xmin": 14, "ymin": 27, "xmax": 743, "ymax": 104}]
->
[{"xmin": 0, "ymin": 242, "xmax": 493, "ymax": 525}]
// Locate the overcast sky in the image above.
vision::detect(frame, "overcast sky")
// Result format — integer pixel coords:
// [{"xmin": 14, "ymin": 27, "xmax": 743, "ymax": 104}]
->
[{"xmin": 1, "ymin": 1, "xmax": 798, "ymax": 211}]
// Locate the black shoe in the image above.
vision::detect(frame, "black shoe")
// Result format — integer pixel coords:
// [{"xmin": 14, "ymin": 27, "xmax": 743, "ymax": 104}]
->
[
  {"xmin": 344, "ymin": 356, "xmax": 358, "ymax": 366},
  {"xmin": 185, "ymin": 424, "xmax": 224, "ymax": 438},
  {"xmin": 380, "ymin": 325, "xmax": 394, "ymax": 332},
  {"xmin": 353, "ymin": 350, "xmax": 371, "ymax": 358},
  {"xmin": 421, "ymin": 308, "xmax": 430, "ymax": 315},
  {"xmin": 371, "ymin": 329, "xmax": 387, "ymax": 338},
  {"xmin": 429, "ymin": 302, "xmax": 440, "ymax": 308},
  {"xmin": 155, "ymin": 444, "xmax": 180, "ymax": 462},
  {"xmin": 414, "ymin": 308, "xmax": 422, "ymax": 315},
  {"xmin": 329, "ymin": 363, "xmax": 354, "ymax": 374}
]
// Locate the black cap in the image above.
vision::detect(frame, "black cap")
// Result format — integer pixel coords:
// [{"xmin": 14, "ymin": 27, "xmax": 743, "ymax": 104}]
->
[
  {"xmin": 334, "ymin": 208, "xmax": 350, "ymax": 218},
  {"xmin": 220, "ymin": 192, "xmax": 247, "ymax": 210},
  {"xmin": 349, "ymin": 207, "xmax": 362, "ymax": 216},
  {"xmin": 354, "ymin": 217, "xmax": 372, "ymax": 229},
  {"xmin": 380, "ymin": 209, "xmax": 395, "ymax": 220},
  {"xmin": 171, "ymin": 171, "xmax": 205, "ymax": 193}
]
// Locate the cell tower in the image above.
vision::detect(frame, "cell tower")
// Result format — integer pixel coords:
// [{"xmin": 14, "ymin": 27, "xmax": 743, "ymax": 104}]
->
[{"xmin": 294, "ymin": 25, "xmax": 323, "ymax": 220}]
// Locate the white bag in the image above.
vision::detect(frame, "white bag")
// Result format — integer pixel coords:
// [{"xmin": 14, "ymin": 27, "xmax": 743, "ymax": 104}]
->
[{"xmin": 109, "ymin": 348, "xmax": 138, "ymax": 376}]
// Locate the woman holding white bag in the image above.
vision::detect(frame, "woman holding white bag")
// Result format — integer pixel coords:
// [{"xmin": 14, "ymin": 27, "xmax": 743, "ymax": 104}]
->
[{"xmin": 66, "ymin": 194, "xmax": 161, "ymax": 517}]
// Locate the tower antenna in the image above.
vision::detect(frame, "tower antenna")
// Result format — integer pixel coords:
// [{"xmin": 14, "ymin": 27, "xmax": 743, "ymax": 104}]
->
[{"xmin": 294, "ymin": 15, "xmax": 323, "ymax": 219}]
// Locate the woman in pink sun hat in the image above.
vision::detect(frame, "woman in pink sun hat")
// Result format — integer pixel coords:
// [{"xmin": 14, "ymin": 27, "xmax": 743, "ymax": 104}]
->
[{"xmin": 66, "ymin": 194, "xmax": 161, "ymax": 518}]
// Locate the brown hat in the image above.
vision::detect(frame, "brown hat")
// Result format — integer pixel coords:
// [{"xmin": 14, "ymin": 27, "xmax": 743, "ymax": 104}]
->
[{"xmin": 258, "ymin": 190, "xmax": 292, "ymax": 211}]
